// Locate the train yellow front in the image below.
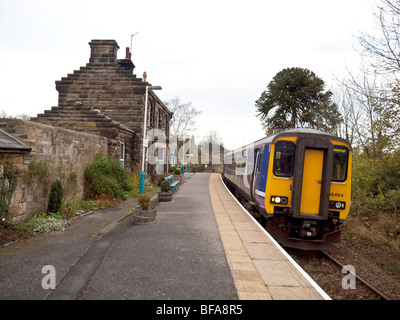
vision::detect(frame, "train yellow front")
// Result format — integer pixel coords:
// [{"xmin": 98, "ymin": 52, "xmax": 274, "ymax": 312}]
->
[{"xmin": 223, "ymin": 128, "xmax": 352, "ymax": 250}]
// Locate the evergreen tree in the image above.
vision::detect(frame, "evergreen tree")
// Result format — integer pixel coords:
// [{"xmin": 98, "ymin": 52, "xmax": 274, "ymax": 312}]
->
[{"xmin": 255, "ymin": 67, "xmax": 342, "ymax": 134}]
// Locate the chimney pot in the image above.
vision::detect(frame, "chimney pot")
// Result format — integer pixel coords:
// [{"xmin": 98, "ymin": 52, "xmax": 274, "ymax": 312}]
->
[{"xmin": 126, "ymin": 47, "xmax": 131, "ymax": 60}]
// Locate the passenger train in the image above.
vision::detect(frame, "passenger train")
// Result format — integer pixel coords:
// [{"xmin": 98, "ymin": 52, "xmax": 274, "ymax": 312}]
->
[{"xmin": 223, "ymin": 128, "xmax": 352, "ymax": 250}]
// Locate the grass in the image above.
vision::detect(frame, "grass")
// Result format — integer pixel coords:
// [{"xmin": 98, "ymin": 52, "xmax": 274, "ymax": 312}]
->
[{"xmin": 342, "ymin": 211, "xmax": 400, "ymax": 275}]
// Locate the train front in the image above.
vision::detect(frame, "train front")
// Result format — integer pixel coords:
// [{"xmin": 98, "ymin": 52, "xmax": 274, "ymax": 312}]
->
[{"xmin": 264, "ymin": 131, "xmax": 352, "ymax": 250}]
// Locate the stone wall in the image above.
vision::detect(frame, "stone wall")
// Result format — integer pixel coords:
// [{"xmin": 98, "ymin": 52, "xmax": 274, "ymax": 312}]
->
[
  {"xmin": 0, "ymin": 119, "xmax": 109, "ymax": 223},
  {"xmin": 32, "ymin": 102, "xmax": 136, "ymax": 171}
]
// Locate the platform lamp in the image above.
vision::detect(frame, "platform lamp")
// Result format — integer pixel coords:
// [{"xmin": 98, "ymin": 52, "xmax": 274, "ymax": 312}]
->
[{"xmin": 140, "ymin": 85, "xmax": 162, "ymax": 194}]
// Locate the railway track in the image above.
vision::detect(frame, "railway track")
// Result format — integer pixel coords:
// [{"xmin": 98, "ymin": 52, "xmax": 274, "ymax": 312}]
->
[
  {"xmin": 224, "ymin": 179, "xmax": 392, "ymax": 300},
  {"xmin": 318, "ymin": 250, "xmax": 390, "ymax": 300}
]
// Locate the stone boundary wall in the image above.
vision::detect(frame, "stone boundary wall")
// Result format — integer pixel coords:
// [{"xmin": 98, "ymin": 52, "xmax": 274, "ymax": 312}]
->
[{"xmin": 1, "ymin": 119, "xmax": 109, "ymax": 223}]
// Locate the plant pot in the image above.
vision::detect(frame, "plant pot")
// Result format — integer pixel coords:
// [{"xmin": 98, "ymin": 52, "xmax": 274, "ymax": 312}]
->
[
  {"xmin": 158, "ymin": 191, "xmax": 173, "ymax": 202},
  {"xmin": 132, "ymin": 208, "xmax": 157, "ymax": 225}
]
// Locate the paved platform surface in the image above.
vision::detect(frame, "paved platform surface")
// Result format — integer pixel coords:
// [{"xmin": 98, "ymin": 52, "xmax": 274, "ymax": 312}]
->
[
  {"xmin": 209, "ymin": 173, "xmax": 328, "ymax": 300},
  {"xmin": 0, "ymin": 172, "xmax": 328, "ymax": 300}
]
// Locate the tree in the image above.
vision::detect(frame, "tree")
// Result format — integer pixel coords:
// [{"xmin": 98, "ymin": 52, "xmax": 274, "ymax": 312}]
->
[
  {"xmin": 255, "ymin": 67, "xmax": 342, "ymax": 134},
  {"xmin": 336, "ymin": 66, "xmax": 388, "ymax": 157},
  {"xmin": 164, "ymin": 97, "xmax": 201, "ymax": 138},
  {"xmin": 357, "ymin": 0, "xmax": 400, "ymax": 78}
]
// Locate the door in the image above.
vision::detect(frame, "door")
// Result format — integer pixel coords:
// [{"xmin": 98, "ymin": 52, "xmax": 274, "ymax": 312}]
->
[{"xmin": 300, "ymin": 148, "xmax": 324, "ymax": 215}]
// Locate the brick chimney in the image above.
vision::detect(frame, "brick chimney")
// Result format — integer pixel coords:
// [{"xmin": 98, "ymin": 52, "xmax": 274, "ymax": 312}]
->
[{"xmin": 88, "ymin": 40, "xmax": 120, "ymax": 64}]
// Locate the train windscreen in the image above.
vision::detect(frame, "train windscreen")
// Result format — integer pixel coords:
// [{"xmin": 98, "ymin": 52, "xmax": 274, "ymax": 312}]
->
[
  {"xmin": 273, "ymin": 141, "xmax": 295, "ymax": 177},
  {"xmin": 332, "ymin": 146, "xmax": 349, "ymax": 182}
]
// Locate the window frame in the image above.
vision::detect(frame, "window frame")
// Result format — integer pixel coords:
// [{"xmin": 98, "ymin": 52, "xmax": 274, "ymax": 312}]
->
[
  {"xmin": 332, "ymin": 145, "xmax": 349, "ymax": 182},
  {"xmin": 273, "ymin": 140, "xmax": 296, "ymax": 177}
]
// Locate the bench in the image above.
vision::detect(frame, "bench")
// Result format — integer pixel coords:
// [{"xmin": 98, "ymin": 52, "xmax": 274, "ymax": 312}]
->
[{"xmin": 165, "ymin": 175, "xmax": 180, "ymax": 193}]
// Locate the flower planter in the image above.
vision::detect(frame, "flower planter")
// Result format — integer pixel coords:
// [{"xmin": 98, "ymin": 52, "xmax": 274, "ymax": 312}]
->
[
  {"xmin": 158, "ymin": 191, "xmax": 173, "ymax": 202},
  {"xmin": 132, "ymin": 208, "xmax": 157, "ymax": 225}
]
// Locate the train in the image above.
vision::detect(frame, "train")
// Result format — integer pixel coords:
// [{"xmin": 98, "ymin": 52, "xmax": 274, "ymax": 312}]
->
[{"xmin": 222, "ymin": 128, "xmax": 352, "ymax": 250}]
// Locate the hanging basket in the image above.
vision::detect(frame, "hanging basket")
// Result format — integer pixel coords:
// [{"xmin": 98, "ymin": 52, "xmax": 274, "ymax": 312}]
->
[{"xmin": 132, "ymin": 208, "xmax": 157, "ymax": 225}]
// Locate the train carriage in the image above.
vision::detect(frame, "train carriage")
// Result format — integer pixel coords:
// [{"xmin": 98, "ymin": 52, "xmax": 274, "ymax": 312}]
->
[{"xmin": 223, "ymin": 128, "xmax": 352, "ymax": 250}]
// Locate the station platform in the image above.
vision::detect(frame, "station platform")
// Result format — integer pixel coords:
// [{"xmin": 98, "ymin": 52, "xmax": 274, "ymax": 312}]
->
[
  {"xmin": 208, "ymin": 173, "xmax": 329, "ymax": 300},
  {"xmin": 0, "ymin": 172, "xmax": 329, "ymax": 300}
]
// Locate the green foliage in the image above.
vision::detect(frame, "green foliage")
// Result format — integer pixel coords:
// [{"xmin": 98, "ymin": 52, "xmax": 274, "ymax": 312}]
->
[
  {"xmin": 169, "ymin": 166, "xmax": 176, "ymax": 173},
  {"xmin": 84, "ymin": 154, "xmax": 130, "ymax": 200},
  {"xmin": 160, "ymin": 180, "xmax": 171, "ymax": 193},
  {"xmin": 15, "ymin": 213, "xmax": 70, "ymax": 234},
  {"xmin": 137, "ymin": 194, "xmax": 151, "ymax": 210},
  {"xmin": 255, "ymin": 67, "xmax": 342, "ymax": 134},
  {"xmin": 125, "ymin": 173, "xmax": 158, "ymax": 198},
  {"xmin": 174, "ymin": 169, "xmax": 181, "ymax": 175},
  {"xmin": 48, "ymin": 180, "xmax": 63, "ymax": 214},
  {"xmin": 0, "ymin": 162, "xmax": 18, "ymax": 221},
  {"xmin": 351, "ymin": 150, "xmax": 400, "ymax": 217},
  {"xmin": 23, "ymin": 160, "xmax": 49, "ymax": 184}
]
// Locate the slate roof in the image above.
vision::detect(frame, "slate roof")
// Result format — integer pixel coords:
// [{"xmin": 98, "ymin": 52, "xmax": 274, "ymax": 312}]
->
[{"xmin": 0, "ymin": 129, "xmax": 31, "ymax": 152}]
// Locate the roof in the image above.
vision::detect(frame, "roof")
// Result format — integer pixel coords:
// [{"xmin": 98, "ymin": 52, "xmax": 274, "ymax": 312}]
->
[
  {"xmin": 230, "ymin": 128, "xmax": 352, "ymax": 153},
  {"xmin": 0, "ymin": 129, "xmax": 31, "ymax": 152}
]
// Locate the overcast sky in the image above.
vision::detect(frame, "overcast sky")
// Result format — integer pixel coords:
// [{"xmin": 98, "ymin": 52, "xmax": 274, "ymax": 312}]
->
[{"xmin": 0, "ymin": 0, "xmax": 377, "ymax": 149}]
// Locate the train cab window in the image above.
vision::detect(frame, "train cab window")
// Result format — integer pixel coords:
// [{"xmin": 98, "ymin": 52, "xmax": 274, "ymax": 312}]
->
[
  {"xmin": 273, "ymin": 141, "xmax": 295, "ymax": 177},
  {"xmin": 332, "ymin": 146, "xmax": 349, "ymax": 182}
]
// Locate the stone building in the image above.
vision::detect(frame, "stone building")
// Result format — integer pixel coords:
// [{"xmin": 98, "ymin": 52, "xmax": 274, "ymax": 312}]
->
[
  {"xmin": 32, "ymin": 39, "xmax": 172, "ymax": 174},
  {"xmin": 0, "ymin": 39, "xmax": 172, "ymax": 223}
]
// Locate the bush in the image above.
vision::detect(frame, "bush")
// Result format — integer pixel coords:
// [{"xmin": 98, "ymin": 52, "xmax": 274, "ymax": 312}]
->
[
  {"xmin": 15, "ymin": 214, "xmax": 70, "ymax": 234},
  {"xmin": 351, "ymin": 151, "xmax": 400, "ymax": 217},
  {"xmin": 160, "ymin": 180, "xmax": 171, "ymax": 193},
  {"xmin": 138, "ymin": 194, "xmax": 151, "ymax": 210},
  {"xmin": 48, "ymin": 180, "xmax": 63, "ymax": 213},
  {"xmin": 174, "ymin": 169, "xmax": 181, "ymax": 175},
  {"xmin": 0, "ymin": 162, "xmax": 17, "ymax": 221},
  {"xmin": 84, "ymin": 154, "xmax": 130, "ymax": 200}
]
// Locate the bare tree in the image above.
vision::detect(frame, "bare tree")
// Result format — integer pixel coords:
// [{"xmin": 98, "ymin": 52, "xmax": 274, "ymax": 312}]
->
[
  {"xmin": 0, "ymin": 111, "xmax": 31, "ymax": 120},
  {"xmin": 203, "ymin": 129, "xmax": 223, "ymax": 146},
  {"xmin": 358, "ymin": 0, "xmax": 400, "ymax": 78},
  {"xmin": 336, "ymin": 65, "xmax": 392, "ymax": 157},
  {"xmin": 164, "ymin": 97, "xmax": 201, "ymax": 139}
]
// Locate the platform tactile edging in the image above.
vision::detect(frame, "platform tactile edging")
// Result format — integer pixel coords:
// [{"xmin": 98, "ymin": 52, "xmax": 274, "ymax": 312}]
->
[{"xmin": 209, "ymin": 174, "xmax": 272, "ymax": 300}]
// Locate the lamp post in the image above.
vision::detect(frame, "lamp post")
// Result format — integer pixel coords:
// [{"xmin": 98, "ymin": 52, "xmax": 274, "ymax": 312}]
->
[{"xmin": 140, "ymin": 85, "xmax": 162, "ymax": 194}]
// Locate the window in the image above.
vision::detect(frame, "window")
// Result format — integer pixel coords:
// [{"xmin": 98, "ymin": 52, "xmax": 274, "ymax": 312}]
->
[
  {"xmin": 332, "ymin": 146, "xmax": 349, "ymax": 182},
  {"xmin": 273, "ymin": 141, "xmax": 295, "ymax": 177},
  {"xmin": 119, "ymin": 142, "xmax": 125, "ymax": 166}
]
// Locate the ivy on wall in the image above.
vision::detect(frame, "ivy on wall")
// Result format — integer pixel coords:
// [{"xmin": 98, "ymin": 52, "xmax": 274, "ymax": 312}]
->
[{"xmin": 0, "ymin": 162, "xmax": 18, "ymax": 221}]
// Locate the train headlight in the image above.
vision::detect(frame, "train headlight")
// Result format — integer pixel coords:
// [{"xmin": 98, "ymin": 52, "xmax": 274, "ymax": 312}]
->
[
  {"xmin": 329, "ymin": 201, "xmax": 346, "ymax": 210},
  {"xmin": 271, "ymin": 196, "xmax": 288, "ymax": 205}
]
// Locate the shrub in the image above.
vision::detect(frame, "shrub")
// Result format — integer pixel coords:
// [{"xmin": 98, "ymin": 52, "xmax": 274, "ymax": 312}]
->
[
  {"xmin": 160, "ymin": 180, "xmax": 171, "ymax": 193},
  {"xmin": 15, "ymin": 213, "xmax": 70, "ymax": 234},
  {"xmin": 84, "ymin": 154, "xmax": 130, "ymax": 200},
  {"xmin": 138, "ymin": 194, "xmax": 151, "ymax": 210},
  {"xmin": 0, "ymin": 162, "xmax": 18, "ymax": 221},
  {"xmin": 174, "ymin": 168, "xmax": 181, "ymax": 175},
  {"xmin": 48, "ymin": 180, "xmax": 63, "ymax": 214}
]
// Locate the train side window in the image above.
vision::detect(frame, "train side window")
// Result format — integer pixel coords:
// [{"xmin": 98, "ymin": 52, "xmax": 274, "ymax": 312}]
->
[
  {"xmin": 332, "ymin": 146, "xmax": 349, "ymax": 182},
  {"xmin": 273, "ymin": 141, "xmax": 295, "ymax": 177}
]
